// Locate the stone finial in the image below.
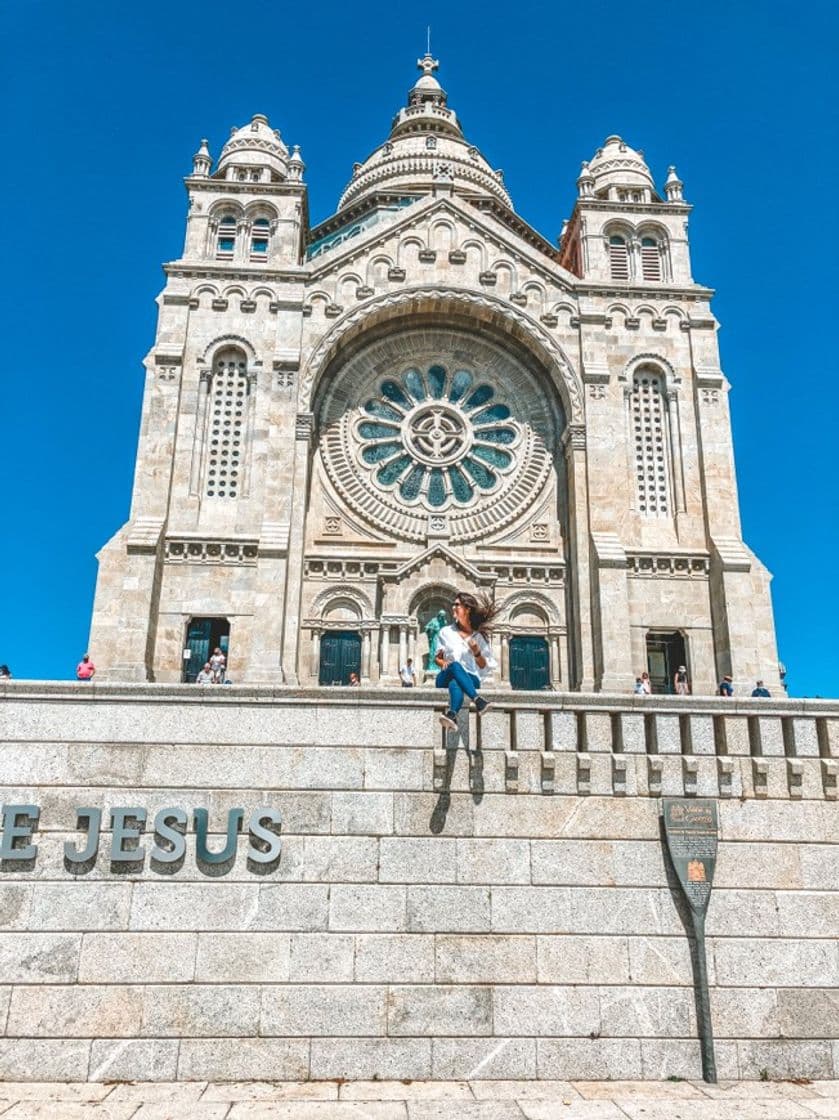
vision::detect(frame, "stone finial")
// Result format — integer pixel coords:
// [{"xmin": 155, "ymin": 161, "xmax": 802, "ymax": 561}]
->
[
  {"xmin": 192, "ymin": 138, "xmax": 211, "ymax": 178},
  {"xmin": 665, "ymin": 165, "xmax": 685, "ymax": 202},
  {"xmin": 577, "ymin": 160, "xmax": 594, "ymax": 198},
  {"xmin": 288, "ymin": 144, "xmax": 305, "ymax": 183}
]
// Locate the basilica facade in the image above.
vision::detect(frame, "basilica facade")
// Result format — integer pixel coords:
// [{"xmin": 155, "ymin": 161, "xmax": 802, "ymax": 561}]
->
[{"xmin": 89, "ymin": 56, "xmax": 781, "ymax": 694}]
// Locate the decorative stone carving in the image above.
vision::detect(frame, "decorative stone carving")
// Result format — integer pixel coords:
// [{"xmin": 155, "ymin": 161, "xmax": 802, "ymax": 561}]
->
[
  {"xmin": 165, "ymin": 538, "xmax": 259, "ymax": 564},
  {"xmin": 295, "ymin": 413, "xmax": 314, "ymax": 441},
  {"xmin": 627, "ymin": 554, "xmax": 710, "ymax": 578},
  {"xmin": 300, "ymin": 286, "xmax": 584, "ymax": 423},
  {"xmin": 318, "ymin": 328, "xmax": 557, "ymax": 543}
]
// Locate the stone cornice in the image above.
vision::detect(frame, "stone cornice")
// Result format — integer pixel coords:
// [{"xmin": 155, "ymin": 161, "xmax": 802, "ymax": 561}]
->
[
  {"xmin": 468, "ymin": 197, "xmax": 563, "ymax": 262},
  {"xmin": 572, "ymin": 198, "xmax": 693, "ymax": 217},
  {"xmin": 574, "ymin": 281, "xmax": 715, "ymax": 301},
  {"xmin": 163, "ymin": 264, "xmax": 307, "ymax": 282},
  {"xmin": 184, "ymin": 176, "xmax": 307, "ymax": 199},
  {"xmin": 1, "ymin": 680, "xmax": 834, "ymax": 716}
]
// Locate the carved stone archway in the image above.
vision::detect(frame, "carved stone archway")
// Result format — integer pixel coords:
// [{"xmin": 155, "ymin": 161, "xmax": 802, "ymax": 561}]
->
[{"xmin": 301, "ymin": 285, "xmax": 584, "ymax": 425}]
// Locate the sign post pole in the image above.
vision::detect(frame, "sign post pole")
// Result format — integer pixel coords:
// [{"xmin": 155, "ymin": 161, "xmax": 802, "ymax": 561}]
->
[{"xmin": 662, "ymin": 798, "xmax": 719, "ymax": 1083}]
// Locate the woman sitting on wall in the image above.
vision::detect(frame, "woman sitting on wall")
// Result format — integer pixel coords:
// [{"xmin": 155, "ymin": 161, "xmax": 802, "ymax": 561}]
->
[{"xmin": 436, "ymin": 591, "xmax": 498, "ymax": 730}]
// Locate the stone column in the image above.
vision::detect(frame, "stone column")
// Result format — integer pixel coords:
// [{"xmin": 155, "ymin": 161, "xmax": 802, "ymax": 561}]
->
[
  {"xmin": 381, "ymin": 625, "xmax": 391, "ymax": 680},
  {"xmin": 188, "ymin": 370, "xmax": 212, "ymax": 495},
  {"xmin": 280, "ymin": 413, "xmax": 314, "ymax": 684},
  {"xmin": 311, "ymin": 628, "xmax": 320, "ymax": 681},
  {"xmin": 667, "ymin": 389, "xmax": 687, "ymax": 514},
  {"xmin": 550, "ymin": 631, "xmax": 561, "ymax": 688},
  {"xmin": 559, "ymin": 627, "xmax": 569, "ymax": 690},
  {"xmin": 398, "ymin": 625, "xmax": 407, "ymax": 671},
  {"xmin": 563, "ymin": 425, "xmax": 595, "ymax": 690},
  {"xmin": 362, "ymin": 629, "xmax": 372, "ymax": 681},
  {"xmin": 500, "ymin": 632, "xmax": 510, "ymax": 683}
]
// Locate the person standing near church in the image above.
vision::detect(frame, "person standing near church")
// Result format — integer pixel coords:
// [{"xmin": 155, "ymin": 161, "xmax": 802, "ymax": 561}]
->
[
  {"xmin": 673, "ymin": 665, "xmax": 690, "ymax": 695},
  {"xmin": 76, "ymin": 654, "xmax": 96, "ymax": 681},
  {"xmin": 436, "ymin": 591, "xmax": 498, "ymax": 730},
  {"xmin": 751, "ymin": 680, "xmax": 771, "ymax": 697},
  {"xmin": 399, "ymin": 658, "xmax": 416, "ymax": 687},
  {"xmin": 209, "ymin": 647, "xmax": 226, "ymax": 684}
]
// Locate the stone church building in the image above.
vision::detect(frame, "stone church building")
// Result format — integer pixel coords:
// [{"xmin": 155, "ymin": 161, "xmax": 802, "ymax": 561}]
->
[{"xmin": 89, "ymin": 56, "xmax": 780, "ymax": 694}]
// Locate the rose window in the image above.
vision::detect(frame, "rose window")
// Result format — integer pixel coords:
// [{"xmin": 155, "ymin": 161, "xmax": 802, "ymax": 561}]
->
[
  {"xmin": 319, "ymin": 330, "xmax": 557, "ymax": 544},
  {"xmin": 355, "ymin": 365, "xmax": 519, "ymax": 508}
]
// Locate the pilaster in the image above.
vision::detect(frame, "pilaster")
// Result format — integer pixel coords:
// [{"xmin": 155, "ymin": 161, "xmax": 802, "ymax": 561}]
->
[{"xmin": 280, "ymin": 412, "xmax": 315, "ymax": 684}]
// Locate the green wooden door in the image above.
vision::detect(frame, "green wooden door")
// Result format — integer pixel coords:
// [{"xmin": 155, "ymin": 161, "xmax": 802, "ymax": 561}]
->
[
  {"xmin": 319, "ymin": 631, "xmax": 362, "ymax": 685},
  {"xmin": 184, "ymin": 618, "xmax": 230, "ymax": 682},
  {"xmin": 509, "ymin": 637, "xmax": 550, "ymax": 690}
]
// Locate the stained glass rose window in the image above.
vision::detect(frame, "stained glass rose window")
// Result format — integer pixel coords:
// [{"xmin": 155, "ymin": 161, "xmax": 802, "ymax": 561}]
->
[
  {"xmin": 318, "ymin": 330, "xmax": 556, "ymax": 544},
  {"xmin": 355, "ymin": 365, "xmax": 520, "ymax": 509}
]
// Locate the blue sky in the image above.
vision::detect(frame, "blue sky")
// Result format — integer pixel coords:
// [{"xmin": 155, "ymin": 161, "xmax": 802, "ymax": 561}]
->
[{"xmin": 2, "ymin": 0, "xmax": 837, "ymax": 695}]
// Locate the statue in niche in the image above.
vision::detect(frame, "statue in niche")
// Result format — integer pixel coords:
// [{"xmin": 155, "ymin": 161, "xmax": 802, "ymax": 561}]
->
[{"xmin": 424, "ymin": 609, "xmax": 448, "ymax": 671}]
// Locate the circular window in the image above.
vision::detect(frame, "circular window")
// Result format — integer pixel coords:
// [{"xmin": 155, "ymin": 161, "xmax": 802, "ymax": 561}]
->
[
  {"xmin": 354, "ymin": 364, "xmax": 520, "ymax": 509},
  {"xmin": 319, "ymin": 330, "xmax": 558, "ymax": 543}
]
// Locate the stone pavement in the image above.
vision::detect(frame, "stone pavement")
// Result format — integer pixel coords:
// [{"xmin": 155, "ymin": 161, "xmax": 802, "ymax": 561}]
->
[{"xmin": 0, "ymin": 1080, "xmax": 837, "ymax": 1119}]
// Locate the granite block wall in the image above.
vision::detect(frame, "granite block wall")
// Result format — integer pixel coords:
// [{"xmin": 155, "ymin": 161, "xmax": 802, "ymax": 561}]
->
[{"xmin": 0, "ymin": 682, "xmax": 837, "ymax": 1082}]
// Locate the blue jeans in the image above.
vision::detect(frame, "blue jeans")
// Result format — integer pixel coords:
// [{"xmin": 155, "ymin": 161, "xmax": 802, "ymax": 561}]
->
[{"xmin": 436, "ymin": 661, "xmax": 481, "ymax": 714}]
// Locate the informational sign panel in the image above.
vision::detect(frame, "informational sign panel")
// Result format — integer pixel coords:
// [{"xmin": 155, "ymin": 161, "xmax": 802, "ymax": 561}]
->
[{"xmin": 662, "ymin": 798, "xmax": 719, "ymax": 1083}]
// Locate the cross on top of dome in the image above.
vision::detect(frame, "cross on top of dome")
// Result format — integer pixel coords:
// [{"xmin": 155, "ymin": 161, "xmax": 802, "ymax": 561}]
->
[{"xmin": 417, "ymin": 52, "xmax": 439, "ymax": 78}]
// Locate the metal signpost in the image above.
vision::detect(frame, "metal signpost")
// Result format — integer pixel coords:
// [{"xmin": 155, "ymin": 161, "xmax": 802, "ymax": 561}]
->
[{"xmin": 662, "ymin": 797, "xmax": 719, "ymax": 1083}]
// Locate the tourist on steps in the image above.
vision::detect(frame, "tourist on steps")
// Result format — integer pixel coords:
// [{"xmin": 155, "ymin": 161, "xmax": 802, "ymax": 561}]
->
[{"xmin": 436, "ymin": 591, "xmax": 498, "ymax": 730}]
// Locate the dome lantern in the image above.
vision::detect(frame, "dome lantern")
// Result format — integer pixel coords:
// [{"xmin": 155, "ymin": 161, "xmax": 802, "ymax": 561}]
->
[
  {"xmin": 216, "ymin": 113, "xmax": 290, "ymax": 183},
  {"xmin": 338, "ymin": 55, "xmax": 512, "ymax": 210},
  {"xmin": 586, "ymin": 135, "xmax": 656, "ymax": 202}
]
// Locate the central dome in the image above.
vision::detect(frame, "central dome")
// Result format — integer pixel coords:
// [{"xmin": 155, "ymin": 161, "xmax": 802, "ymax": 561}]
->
[{"xmin": 338, "ymin": 55, "xmax": 512, "ymax": 210}]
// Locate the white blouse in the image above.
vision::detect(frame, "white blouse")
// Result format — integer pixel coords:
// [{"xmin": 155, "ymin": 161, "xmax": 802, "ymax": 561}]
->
[{"xmin": 437, "ymin": 624, "xmax": 497, "ymax": 681}]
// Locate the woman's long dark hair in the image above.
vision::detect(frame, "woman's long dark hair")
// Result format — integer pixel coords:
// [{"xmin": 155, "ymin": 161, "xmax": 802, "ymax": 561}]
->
[{"xmin": 456, "ymin": 590, "xmax": 500, "ymax": 637}]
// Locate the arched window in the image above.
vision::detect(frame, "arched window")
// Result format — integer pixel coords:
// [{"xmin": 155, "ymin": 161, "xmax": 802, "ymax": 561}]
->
[
  {"xmin": 640, "ymin": 236, "xmax": 662, "ymax": 281},
  {"xmin": 609, "ymin": 234, "xmax": 630, "ymax": 280},
  {"xmin": 250, "ymin": 218, "xmax": 270, "ymax": 262},
  {"xmin": 631, "ymin": 370, "xmax": 671, "ymax": 515},
  {"xmin": 216, "ymin": 214, "xmax": 237, "ymax": 259},
  {"xmin": 206, "ymin": 349, "xmax": 248, "ymax": 499}
]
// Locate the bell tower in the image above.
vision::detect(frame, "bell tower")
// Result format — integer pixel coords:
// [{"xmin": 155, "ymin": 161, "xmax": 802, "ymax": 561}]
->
[{"xmin": 89, "ymin": 114, "xmax": 308, "ymax": 682}]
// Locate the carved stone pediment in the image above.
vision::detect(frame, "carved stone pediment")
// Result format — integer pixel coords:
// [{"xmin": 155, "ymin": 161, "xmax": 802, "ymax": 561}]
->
[{"xmin": 381, "ymin": 542, "xmax": 494, "ymax": 588}]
